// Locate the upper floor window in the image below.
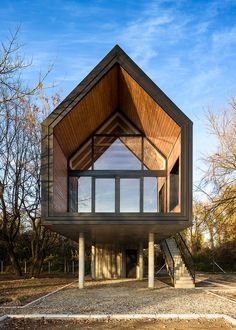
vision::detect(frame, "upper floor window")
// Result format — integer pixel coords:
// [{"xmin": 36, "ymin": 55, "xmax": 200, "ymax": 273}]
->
[
  {"xmin": 68, "ymin": 115, "xmax": 168, "ymax": 213},
  {"xmin": 94, "ymin": 137, "xmax": 142, "ymax": 170},
  {"xmin": 70, "ymin": 134, "xmax": 166, "ymax": 171}
]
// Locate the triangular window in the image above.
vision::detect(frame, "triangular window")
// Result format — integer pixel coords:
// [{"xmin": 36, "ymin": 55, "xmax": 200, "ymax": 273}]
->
[
  {"xmin": 69, "ymin": 112, "xmax": 166, "ymax": 171},
  {"xmin": 94, "ymin": 137, "xmax": 142, "ymax": 170}
]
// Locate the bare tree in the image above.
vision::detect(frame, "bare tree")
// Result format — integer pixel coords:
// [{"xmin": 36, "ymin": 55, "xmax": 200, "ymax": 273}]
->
[
  {"xmin": 202, "ymin": 100, "xmax": 236, "ymax": 202},
  {"xmin": 0, "ymin": 28, "xmax": 56, "ymax": 276},
  {"xmin": 197, "ymin": 100, "xmax": 236, "ymax": 248},
  {"xmin": 0, "ymin": 27, "xmax": 51, "ymax": 104},
  {"xmin": 21, "ymin": 95, "xmax": 61, "ymax": 277},
  {"xmin": 185, "ymin": 201, "xmax": 206, "ymax": 253},
  {"xmin": 0, "ymin": 99, "xmax": 32, "ymax": 275}
]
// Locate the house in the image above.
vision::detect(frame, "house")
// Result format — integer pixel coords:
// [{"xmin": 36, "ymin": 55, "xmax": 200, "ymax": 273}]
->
[{"xmin": 41, "ymin": 45, "xmax": 194, "ymax": 289}]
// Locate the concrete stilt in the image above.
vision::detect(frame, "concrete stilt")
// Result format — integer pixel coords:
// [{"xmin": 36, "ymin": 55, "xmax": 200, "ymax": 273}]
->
[
  {"xmin": 148, "ymin": 233, "xmax": 155, "ymax": 288},
  {"xmin": 79, "ymin": 233, "xmax": 85, "ymax": 289},
  {"xmin": 91, "ymin": 244, "xmax": 95, "ymax": 279},
  {"xmin": 138, "ymin": 242, "xmax": 143, "ymax": 280}
]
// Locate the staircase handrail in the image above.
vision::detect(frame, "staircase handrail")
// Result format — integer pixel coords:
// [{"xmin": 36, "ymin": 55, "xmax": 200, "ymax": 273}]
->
[
  {"xmin": 174, "ymin": 233, "xmax": 195, "ymax": 282},
  {"xmin": 161, "ymin": 240, "xmax": 175, "ymax": 283},
  {"xmin": 178, "ymin": 233, "xmax": 194, "ymax": 259}
]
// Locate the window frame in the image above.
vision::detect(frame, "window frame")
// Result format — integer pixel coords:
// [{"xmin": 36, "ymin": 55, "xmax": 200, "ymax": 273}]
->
[{"xmin": 69, "ymin": 133, "xmax": 167, "ymax": 214}]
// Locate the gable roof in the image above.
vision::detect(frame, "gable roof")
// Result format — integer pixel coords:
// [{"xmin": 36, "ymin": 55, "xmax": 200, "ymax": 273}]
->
[{"xmin": 42, "ymin": 45, "xmax": 192, "ymax": 158}]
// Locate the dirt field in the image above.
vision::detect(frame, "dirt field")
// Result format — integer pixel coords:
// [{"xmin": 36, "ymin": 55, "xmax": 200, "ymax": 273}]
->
[
  {"xmin": 196, "ymin": 273, "xmax": 236, "ymax": 300},
  {"xmin": 1, "ymin": 318, "xmax": 235, "ymax": 330},
  {"xmin": 0, "ymin": 274, "xmax": 76, "ymax": 306}
]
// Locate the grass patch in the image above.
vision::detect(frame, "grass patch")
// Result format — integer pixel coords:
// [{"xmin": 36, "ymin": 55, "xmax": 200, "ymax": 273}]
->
[
  {"xmin": 0, "ymin": 297, "xmax": 12, "ymax": 305},
  {"xmin": 0, "ymin": 274, "xmax": 76, "ymax": 306}
]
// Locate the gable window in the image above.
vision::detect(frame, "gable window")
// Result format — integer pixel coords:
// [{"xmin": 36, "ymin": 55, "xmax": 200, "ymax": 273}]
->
[
  {"xmin": 94, "ymin": 137, "xmax": 142, "ymax": 170},
  {"xmin": 68, "ymin": 117, "xmax": 167, "ymax": 214}
]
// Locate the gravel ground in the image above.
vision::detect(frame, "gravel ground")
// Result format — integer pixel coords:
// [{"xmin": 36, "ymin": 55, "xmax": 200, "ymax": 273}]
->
[{"xmin": 1, "ymin": 279, "xmax": 235, "ymax": 317}]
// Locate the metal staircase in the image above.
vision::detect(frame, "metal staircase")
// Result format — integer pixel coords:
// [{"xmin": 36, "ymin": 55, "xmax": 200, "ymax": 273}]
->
[{"xmin": 161, "ymin": 234, "xmax": 195, "ymax": 288}]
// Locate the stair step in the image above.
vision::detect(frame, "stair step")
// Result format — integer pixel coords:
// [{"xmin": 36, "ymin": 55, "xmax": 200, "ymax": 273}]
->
[
  {"xmin": 176, "ymin": 274, "xmax": 191, "ymax": 277},
  {"xmin": 175, "ymin": 264, "xmax": 187, "ymax": 268},
  {"xmin": 175, "ymin": 268, "xmax": 188, "ymax": 272},
  {"xmin": 175, "ymin": 276, "xmax": 194, "ymax": 281}
]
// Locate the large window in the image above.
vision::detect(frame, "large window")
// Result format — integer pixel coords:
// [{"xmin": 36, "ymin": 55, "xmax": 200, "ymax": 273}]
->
[{"xmin": 69, "ymin": 133, "xmax": 167, "ymax": 213}]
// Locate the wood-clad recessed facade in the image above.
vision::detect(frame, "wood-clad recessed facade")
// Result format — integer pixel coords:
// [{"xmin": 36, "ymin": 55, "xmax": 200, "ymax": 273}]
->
[{"xmin": 41, "ymin": 45, "xmax": 193, "ymax": 288}]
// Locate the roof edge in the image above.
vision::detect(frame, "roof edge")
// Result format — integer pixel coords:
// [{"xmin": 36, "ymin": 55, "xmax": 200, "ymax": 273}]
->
[
  {"xmin": 42, "ymin": 45, "xmax": 193, "ymax": 130},
  {"xmin": 42, "ymin": 45, "xmax": 122, "ymax": 128}
]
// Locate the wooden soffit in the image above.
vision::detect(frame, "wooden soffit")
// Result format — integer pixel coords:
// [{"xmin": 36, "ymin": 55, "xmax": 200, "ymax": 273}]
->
[{"xmin": 52, "ymin": 47, "xmax": 183, "ymax": 159}]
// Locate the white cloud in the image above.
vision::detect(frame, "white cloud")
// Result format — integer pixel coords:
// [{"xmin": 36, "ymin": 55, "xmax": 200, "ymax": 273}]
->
[
  {"xmin": 116, "ymin": 1, "xmax": 182, "ymax": 67},
  {"xmin": 212, "ymin": 26, "xmax": 236, "ymax": 51},
  {"xmin": 119, "ymin": 15, "xmax": 173, "ymax": 66}
]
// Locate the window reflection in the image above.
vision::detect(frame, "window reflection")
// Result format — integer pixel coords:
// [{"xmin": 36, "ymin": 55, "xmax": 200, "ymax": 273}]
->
[
  {"xmin": 144, "ymin": 177, "xmax": 158, "ymax": 212},
  {"xmin": 69, "ymin": 133, "xmax": 168, "ymax": 214},
  {"xmin": 94, "ymin": 138, "xmax": 141, "ymax": 170},
  {"xmin": 70, "ymin": 135, "xmax": 166, "ymax": 172},
  {"xmin": 95, "ymin": 179, "xmax": 115, "ymax": 212},
  {"xmin": 78, "ymin": 177, "xmax": 91, "ymax": 212},
  {"xmin": 120, "ymin": 179, "xmax": 140, "ymax": 212}
]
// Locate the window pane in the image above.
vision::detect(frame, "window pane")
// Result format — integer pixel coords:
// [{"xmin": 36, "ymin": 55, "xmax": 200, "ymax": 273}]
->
[
  {"xmin": 144, "ymin": 139, "xmax": 166, "ymax": 170},
  {"xmin": 144, "ymin": 177, "xmax": 158, "ymax": 212},
  {"xmin": 95, "ymin": 179, "xmax": 115, "ymax": 212},
  {"xmin": 119, "ymin": 136, "xmax": 142, "ymax": 165},
  {"xmin": 78, "ymin": 177, "xmax": 91, "ymax": 212},
  {"xmin": 120, "ymin": 179, "xmax": 140, "ymax": 212},
  {"xmin": 94, "ymin": 137, "xmax": 141, "ymax": 170}
]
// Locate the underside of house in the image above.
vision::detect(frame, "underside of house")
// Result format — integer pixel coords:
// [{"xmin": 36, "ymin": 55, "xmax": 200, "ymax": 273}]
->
[{"xmin": 41, "ymin": 45, "xmax": 194, "ymax": 288}]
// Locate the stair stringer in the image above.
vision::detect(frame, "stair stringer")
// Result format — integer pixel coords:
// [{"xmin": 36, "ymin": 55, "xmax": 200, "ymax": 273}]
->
[{"xmin": 161, "ymin": 237, "xmax": 195, "ymax": 288}]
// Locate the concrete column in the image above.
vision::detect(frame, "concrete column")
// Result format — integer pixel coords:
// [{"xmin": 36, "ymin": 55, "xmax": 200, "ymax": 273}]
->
[
  {"xmin": 138, "ymin": 242, "xmax": 143, "ymax": 280},
  {"xmin": 122, "ymin": 248, "xmax": 126, "ymax": 278},
  {"xmin": 78, "ymin": 233, "xmax": 85, "ymax": 289},
  {"xmin": 117, "ymin": 251, "xmax": 121, "ymax": 278},
  {"xmin": 148, "ymin": 233, "xmax": 155, "ymax": 288},
  {"xmin": 98, "ymin": 246, "xmax": 102, "ymax": 279},
  {"xmin": 136, "ymin": 262, "xmax": 139, "ymax": 279},
  {"xmin": 91, "ymin": 244, "xmax": 95, "ymax": 279}
]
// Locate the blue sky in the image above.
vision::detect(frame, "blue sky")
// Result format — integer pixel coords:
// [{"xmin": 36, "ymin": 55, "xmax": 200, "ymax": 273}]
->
[{"xmin": 1, "ymin": 0, "xmax": 236, "ymax": 186}]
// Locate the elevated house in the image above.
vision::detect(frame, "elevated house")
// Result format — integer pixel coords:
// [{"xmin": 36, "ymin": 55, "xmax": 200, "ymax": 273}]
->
[{"xmin": 41, "ymin": 45, "xmax": 194, "ymax": 289}]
